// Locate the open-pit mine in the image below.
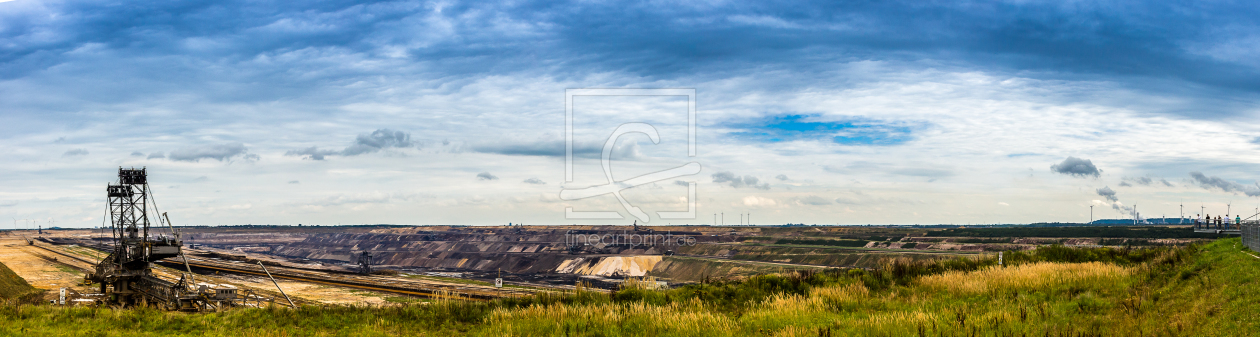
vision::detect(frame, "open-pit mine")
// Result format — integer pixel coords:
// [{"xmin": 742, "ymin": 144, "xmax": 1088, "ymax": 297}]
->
[
  {"xmin": 8, "ymin": 219, "xmax": 1221, "ymax": 307},
  {"xmin": 4, "ymin": 168, "xmax": 1219, "ymax": 307}
]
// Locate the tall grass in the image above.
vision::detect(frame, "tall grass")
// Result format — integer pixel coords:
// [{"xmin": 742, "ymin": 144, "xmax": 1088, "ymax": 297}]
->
[
  {"xmin": 484, "ymin": 298, "xmax": 739, "ymax": 336},
  {"xmin": 917, "ymin": 262, "xmax": 1130, "ymax": 295}
]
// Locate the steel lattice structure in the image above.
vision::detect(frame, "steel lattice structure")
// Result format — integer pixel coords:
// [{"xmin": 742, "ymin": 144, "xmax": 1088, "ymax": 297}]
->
[{"xmin": 88, "ymin": 168, "xmax": 255, "ymax": 310}]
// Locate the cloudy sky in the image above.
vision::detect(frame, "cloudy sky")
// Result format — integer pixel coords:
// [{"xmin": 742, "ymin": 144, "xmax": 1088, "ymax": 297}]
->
[{"xmin": 3, "ymin": 0, "xmax": 1260, "ymax": 228}]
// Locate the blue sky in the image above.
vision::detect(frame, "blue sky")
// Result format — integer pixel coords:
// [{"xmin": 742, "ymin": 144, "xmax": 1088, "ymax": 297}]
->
[{"xmin": 3, "ymin": 0, "xmax": 1259, "ymax": 227}]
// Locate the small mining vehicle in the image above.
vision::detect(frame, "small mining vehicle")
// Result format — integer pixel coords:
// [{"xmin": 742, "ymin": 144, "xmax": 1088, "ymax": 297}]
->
[{"xmin": 86, "ymin": 168, "xmax": 261, "ymax": 311}]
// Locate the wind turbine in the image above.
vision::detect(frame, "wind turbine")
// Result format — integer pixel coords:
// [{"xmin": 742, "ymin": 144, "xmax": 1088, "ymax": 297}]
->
[{"xmin": 1179, "ymin": 200, "xmax": 1184, "ymax": 224}]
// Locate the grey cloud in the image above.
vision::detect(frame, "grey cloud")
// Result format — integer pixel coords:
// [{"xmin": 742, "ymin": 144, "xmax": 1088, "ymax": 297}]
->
[
  {"xmin": 286, "ymin": 129, "xmax": 414, "ymax": 160},
  {"xmin": 476, "ymin": 172, "xmax": 498, "ymax": 181},
  {"xmin": 285, "ymin": 146, "xmax": 339, "ymax": 160},
  {"xmin": 342, "ymin": 129, "xmax": 414, "ymax": 155},
  {"xmin": 169, "ymin": 143, "xmax": 254, "ymax": 162},
  {"xmin": 523, "ymin": 178, "xmax": 546, "ymax": 185},
  {"xmin": 62, "ymin": 149, "xmax": 88, "ymax": 156},
  {"xmin": 1120, "ymin": 176, "xmax": 1160, "ymax": 186},
  {"xmin": 673, "ymin": 180, "xmax": 690, "ymax": 187},
  {"xmin": 1119, "ymin": 176, "xmax": 1174, "ymax": 187},
  {"xmin": 130, "ymin": 151, "xmax": 144, "ymax": 157},
  {"xmin": 797, "ymin": 196, "xmax": 831, "ymax": 205},
  {"xmin": 1188, "ymin": 172, "xmax": 1260, "ymax": 196},
  {"xmin": 833, "ymin": 197, "xmax": 859, "ymax": 205},
  {"xmin": 1112, "ymin": 202, "xmax": 1134, "ymax": 213},
  {"xmin": 147, "ymin": 152, "xmax": 164, "ymax": 159},
  {"xmin": 471, "ymin": 139, "xmax": 641, "ymax": 160},
  {"xmin": 3, "ymin": 0, "xmax": 1259, "ymax": 127},
  {"xmin": 288, "ymin": 180, "xmax": 300, "ymax": 184},
  {"xmin": 711, "ymin": 171, "xmax": 769, "ymax": 190},
  {"xmin": 1096, "ymin": 186, "xmax": 1118, "ymax": 202},
  {"xmin": 1118, "ymin": 181, "xmax": 1132, "ymax": 187},
  {"xmin": 1050, "ymin": 157, "xmax": 1101, "ymax": 177},
  {"xmin": 1095, "ymin": 186, "xmax": 1131, "ymax": 214},
  {"xmin": 775, "ymin": 174, "xmax": 789, "ymax": 181}
]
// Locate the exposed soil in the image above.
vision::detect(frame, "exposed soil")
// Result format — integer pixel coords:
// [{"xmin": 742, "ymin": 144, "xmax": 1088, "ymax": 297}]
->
[{"xmin": 0, "ymin": 235, "xmax": 94, "ymax": 301}]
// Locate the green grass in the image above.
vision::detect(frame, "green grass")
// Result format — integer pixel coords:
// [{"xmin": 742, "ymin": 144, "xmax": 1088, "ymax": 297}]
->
[
  {"xmin": 53, "ymin": 265, "xmax": 82, "ymax": 276},
  {"xmin": 384, "ymin": 296, "xmax": 433, "ymax": 304},
  {"xmin": 3, "ymin": 240, "xmax": 1259, "ymax": 336}
]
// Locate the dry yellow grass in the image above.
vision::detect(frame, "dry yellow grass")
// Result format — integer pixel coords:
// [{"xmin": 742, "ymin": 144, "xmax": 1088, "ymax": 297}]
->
[
  {"xmin": 811, "ymin": 283, "xmax": 869, "ymax": 303},
  {"xmin": 484, "ymin": 298, "xmax": 739, "ymax": 335},
  {"xmin": 917, "ymin": 262, "xmax": 1129, "ymax": 295},
  {"xmin": 620, "ymin": 276, "xmax": 663, "ymax": 290}
]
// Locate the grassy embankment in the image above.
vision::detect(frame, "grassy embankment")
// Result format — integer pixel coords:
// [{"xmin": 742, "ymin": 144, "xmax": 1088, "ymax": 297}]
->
[
  {"xmin": 3, "ymin": 239, "xmax": 1259, "ymax": 336},
  {"xmin": 0, "ymin": 261, "xmax": 43, "ymax": 305}
]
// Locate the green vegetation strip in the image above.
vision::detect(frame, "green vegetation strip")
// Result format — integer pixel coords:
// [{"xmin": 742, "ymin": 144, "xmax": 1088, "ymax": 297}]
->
[{"xmin": 3, "ymin": 240, "xmax": 1259, "ymax": 335}]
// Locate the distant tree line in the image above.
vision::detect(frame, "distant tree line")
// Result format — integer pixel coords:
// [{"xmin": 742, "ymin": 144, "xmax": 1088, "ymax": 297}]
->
[{"xmin": 930, "ymin": 226, "xmax": 1228, "ymax": 239}]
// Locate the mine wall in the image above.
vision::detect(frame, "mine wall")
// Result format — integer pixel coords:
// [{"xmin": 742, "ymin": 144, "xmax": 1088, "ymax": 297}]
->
[{"xmin": 181, "ymin": 227, "xmax": 751, "ymax": 278}]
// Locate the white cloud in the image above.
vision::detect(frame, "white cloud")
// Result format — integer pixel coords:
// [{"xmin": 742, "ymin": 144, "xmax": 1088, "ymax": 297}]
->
[{"xmin": 742, "ymin": 196, "xmax": 776, "ymax": 207}]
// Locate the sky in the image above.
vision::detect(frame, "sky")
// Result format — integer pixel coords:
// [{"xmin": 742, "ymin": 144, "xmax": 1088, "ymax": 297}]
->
[{"xmin": 3, "ymin": 0, "xmax": 1260, "ymax": 228}]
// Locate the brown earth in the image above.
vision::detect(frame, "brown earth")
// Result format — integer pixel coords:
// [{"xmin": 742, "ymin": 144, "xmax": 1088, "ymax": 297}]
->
[
  {"xmin": 0, "ymin": 234, "xmax": 94, "ymax": 301},
  {"xmin": 6, "ymin": 231, "xmax": 391, "ymax": 305}
]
